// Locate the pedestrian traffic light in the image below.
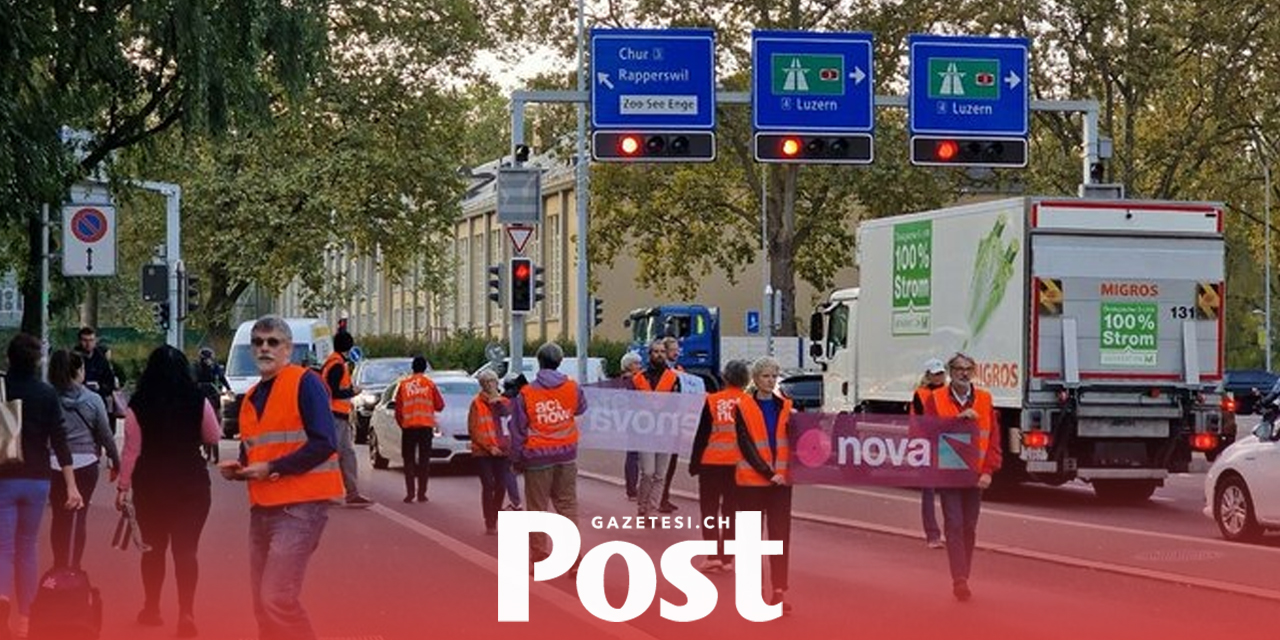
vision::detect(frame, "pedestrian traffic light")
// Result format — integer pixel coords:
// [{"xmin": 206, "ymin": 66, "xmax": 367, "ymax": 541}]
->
[
  {"xmin": 592, "ymin": 131, "xmax": 716, "ymax": 162},
  {"xmin": 592, "ymin": 297, "xmax": 604, "ymax": 327},
  {"xmin": 909, "ymin": 136, "xmax": 1028, "ymax": 167},
  {"xmin": 509, "ymin": 257, "xmax": 535, "ymax": 313},
  {"xmin": 152, "ymin": 302, "xmax": 170, "ymax": 332},
  {"xmin": 182, "ymin": 274, "xmax": 201, "ymax": 318},
  {"xmin": 754, "ymin": 133, "xmax": 873, "ymax": 164},
  {"xmin": 487, "ymin": 264, "xmax": 503, "ymax": 306}
]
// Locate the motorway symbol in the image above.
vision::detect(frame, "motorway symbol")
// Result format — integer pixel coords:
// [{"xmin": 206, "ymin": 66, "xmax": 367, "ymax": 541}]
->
[{"xmin": 909, "ymin": 34, "xmax": 1029, "ymax": 137}]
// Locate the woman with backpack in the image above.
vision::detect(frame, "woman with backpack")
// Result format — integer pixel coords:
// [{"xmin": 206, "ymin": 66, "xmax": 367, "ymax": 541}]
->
[
  {"xmin": 47, "ymin": 350, "xmax": 120, "ymax": 570},
  {"xmin": 0, "ymin": 334, "xmax": 83, "ymax": 640},
  {"xmin": 116, "ymin": 346, "xmax": 220, "ymax": 638}
]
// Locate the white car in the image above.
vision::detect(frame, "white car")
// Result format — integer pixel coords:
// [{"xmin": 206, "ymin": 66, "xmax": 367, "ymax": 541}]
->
[
  {"xmin": 1204, "ymin": 419, "xmax": 1280, "ymax": 541},
  {"xmin": 367, "ymin": 372, "xmax": 479, "ymax": 469}
]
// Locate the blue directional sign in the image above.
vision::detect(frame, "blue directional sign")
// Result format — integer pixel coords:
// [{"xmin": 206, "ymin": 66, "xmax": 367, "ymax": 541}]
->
[
  {"xmin": 752, "ymin": 31, "xmax": 874, "ymax": 133},
  {"xmin": 908, "ymin": 34, "xmax": 1029, "ymax": 137},
  {"xmin": 746, "ymin": 310, "xmax": 761, "ymax": 335},
  {"xmin": 591, "ymin": 28, "xmax": 716, "ymax": 130}
]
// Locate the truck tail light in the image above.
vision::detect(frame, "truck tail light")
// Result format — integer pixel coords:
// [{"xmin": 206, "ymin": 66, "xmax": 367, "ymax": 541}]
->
[
  {"xmin": 1022, "ymin": 430, "xmax": 1051, "ymax": 449},
  {"xmin": 1147, "ymin": 388, "xmax": 1162, "ymax": 399},
  {"xmin": 1222, "ymin": 395, "xmax": 1236, "ymax": 414},
  {"xmin": 1191, "ymin": 433, "xmax": 1218, "ymax": 452}
]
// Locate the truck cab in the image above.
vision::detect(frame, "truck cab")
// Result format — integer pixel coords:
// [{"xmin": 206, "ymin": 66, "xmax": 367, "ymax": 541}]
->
[
  {"xmin": 626, "ymin": 304, "xmax": 721, "ymax": 389},
  {"xmin": 809, "ymin": 288, "xmax": 860, "ymax": 413}
]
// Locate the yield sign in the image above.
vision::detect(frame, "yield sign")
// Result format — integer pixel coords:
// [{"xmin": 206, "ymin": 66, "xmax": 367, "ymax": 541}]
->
[{"xmin": 506, "ymin": 225, "xmax": 535, "ymax": 254}]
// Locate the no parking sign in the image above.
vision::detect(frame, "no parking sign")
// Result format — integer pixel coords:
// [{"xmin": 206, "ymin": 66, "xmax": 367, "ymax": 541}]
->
[{"xmin": 62, "ymin": 203, "xmax": 117, "ymax": 276}]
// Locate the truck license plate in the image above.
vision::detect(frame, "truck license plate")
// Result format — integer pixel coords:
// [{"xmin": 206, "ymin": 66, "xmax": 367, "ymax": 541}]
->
[{"xmin": 1021, "ymin": 448, "xmax": 1048, "ymax": 462}]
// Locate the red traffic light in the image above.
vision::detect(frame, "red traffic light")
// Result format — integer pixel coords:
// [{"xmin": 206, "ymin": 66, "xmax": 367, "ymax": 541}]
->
[
  {"xmin": 513, "ymin": 263, "xmax": 530, "ymax": 280},
  {"xmin": 781, "ymin": 137, "xmax": 802, "ymax": 157},
  {"xmin": 592, "ymin": 131, "xmax": 716, "ymax": 162},
  {"xmin": 754, "ymin": 133, "xmax": 873, "ymax": 164},
  {"xmin": 935, "ymin": 139, "xmax": 959, "ymax": 161}
]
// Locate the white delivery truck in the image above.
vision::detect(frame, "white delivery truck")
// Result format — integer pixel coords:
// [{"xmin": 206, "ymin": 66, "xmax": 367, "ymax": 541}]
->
[{"xmin": 809, "ymin": 197, "xmax": 1226, "ymax": 502}]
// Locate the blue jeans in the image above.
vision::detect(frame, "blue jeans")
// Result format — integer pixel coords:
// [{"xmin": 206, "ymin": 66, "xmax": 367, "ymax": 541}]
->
[
  {"xmin": 921, "ymin": 488, "xmax": 940, "ymax": 541},
  {"xmin": 939, "ymin": 488, "xmax": 982, "ymax": 582},
  {"xmin": 249, "ymin": 501, "xmax": 330, "ymax": 640},
  {"xmin": 0, "ymin": 479, "xmax": 51, "ymax": 615}
]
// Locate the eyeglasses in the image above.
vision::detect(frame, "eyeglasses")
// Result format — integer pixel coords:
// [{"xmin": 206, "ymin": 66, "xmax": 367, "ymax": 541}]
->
[
  {"xmin": 950, "ymin": 366, "xmax": 974, "ymax": 373},
  {"xmin": 250, "ymin": 337, "xmax": 284, "ymax": 348}
]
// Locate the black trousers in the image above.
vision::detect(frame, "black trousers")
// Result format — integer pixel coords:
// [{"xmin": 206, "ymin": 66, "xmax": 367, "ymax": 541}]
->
[
  {"xmin": 134, "ymin": 478, "xmax": 212, "ymax": 615},
  {"xmin": 696, "ymin": 466, "xmax": 736, "ymax": 561},
  {"xmin": 660, "ymin": 454, "xmax": 679, "ymax": 505},
  {"xmin": 50, "ymin": 463, "xmax": 100, "ymax": 568},
  {"xmin": 401, "ymin": 429, "xmax": 433, "ymax": 498},
  {"xmin": 736, "ymin": 484, "xmax": 793, "ymax": 591},
  {"xmin": 475, "ymin": 456, "xmax": 510, "ymax": 529}
]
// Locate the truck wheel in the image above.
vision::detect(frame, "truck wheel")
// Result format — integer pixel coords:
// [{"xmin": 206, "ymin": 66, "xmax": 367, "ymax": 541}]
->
[
  {"xmin": 1214, "ymin": 475, "xmax": 1262, "ymax": 542},
  {"xmin": 1092, "ymin": 479, "xmax": 1157, "ymax": 503},
  {"xmin": 369, "ymin": 430, "xmax": 389, "ymax": 470}
]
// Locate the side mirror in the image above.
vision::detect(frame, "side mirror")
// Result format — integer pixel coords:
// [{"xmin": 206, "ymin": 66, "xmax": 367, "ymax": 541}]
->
[
  {"xmin": 809, "ymin": 312, "xmax": 825, "ymax": 342},
  {"xmin": 809, "ymin": 343, "xmax": 823, "ymax": 359}
]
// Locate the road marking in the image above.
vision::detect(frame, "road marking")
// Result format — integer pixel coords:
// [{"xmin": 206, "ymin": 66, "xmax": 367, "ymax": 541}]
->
[
  {"xmin": 370, "ymin": 504, "xmax": 661, "ymax": 640},
  {"xmin": 578, "ymin": 469, "xmax": 1280, "ymax": 602}
]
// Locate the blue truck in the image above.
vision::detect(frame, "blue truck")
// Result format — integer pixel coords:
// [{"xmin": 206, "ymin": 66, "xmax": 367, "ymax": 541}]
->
[{"xmin": 625, "ymin": 304, "xmax": 722, "ymax": 390}]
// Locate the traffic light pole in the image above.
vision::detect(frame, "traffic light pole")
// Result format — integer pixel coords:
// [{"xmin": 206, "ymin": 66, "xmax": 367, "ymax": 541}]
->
[
  {"xmin": 130, "ymin": 180, "xmax": 183, "ymax": 350},
  {"xmin": 510, "ymin": 90, "xmax": 1101, "ymax": 368}
]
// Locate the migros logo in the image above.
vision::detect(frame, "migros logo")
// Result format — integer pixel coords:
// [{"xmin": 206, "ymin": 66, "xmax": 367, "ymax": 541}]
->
[{"xmin": 1100, "ymin": 282, "xmax": 1159, "ymax": 297}]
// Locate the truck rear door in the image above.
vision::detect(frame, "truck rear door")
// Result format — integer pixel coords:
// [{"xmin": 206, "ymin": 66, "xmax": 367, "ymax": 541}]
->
[{"xmin": 1029, "ymin": 200, "xmax": 1224, "ymax": 387}]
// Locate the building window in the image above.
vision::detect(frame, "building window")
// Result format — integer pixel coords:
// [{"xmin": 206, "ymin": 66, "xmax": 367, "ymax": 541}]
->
[
  {"xmin": 456, "ymin": 236, "xmax": 469, "ymax": 328},
  {"xmin": 471, "ymin": 233, "xmax": 484, "ymax": 330},
  {"xmin": 548, "ymin": 215, "xmax": 562, "ymax": 320}
]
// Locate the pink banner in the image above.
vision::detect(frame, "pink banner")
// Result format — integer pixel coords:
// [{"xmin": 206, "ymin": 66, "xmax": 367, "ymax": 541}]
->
[{"xmin": 788, "ymin": 413, "xmax": 983, "ymax": 488}]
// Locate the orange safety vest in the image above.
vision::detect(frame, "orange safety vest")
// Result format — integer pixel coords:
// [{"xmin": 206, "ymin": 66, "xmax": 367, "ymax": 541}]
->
[
  {"xmin": 320, "ymin": 352, "xmax": 353, "ymax": 416},
  {"xmin": 396, "ymin": 373, "xmax": 440, "ymax": 429},
  {"xmin": 735, "ymin": 393, "xmax": 792, "ymax": 487},
  {"xmin": 468, "ymin": 394, "xmax": 505, "ymax": 454},
  {"xmin": 520, "ymin": 382, "xmax": 581, "ymax": 451},
  {"xmin": 928, "ymin": 385, "xmax": 994, "ymax": 469},
  {"xmin": 239, "ymin": 365, "xmax": 343, "ymax": 507},
  {"xmin": 633, "ymin": 369, "xmax": 678, "ymax": 393},
  {"xmin": 701, "ymin": 387, "xmax": 745, "ymax": 466},
  {"xmin": 909, "ymin": 385, "xmax": 934, "ymax": 416}
]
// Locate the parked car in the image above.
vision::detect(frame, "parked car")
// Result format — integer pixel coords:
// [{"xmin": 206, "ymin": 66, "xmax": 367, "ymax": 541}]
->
[
  {"xmin": 367, "ymin": 371, "xmax": 478, "ymax": 470},
  {"xmin": 778, "ymin": 372, "xmax": 823, "ymax": 412},
  {"xmin": 350, "ymin": 357, "xmax": 417, "ymax": 444},
  {"xmin": 1204, "ymin": 414, "xmax": 1280, "ymax": 542}
]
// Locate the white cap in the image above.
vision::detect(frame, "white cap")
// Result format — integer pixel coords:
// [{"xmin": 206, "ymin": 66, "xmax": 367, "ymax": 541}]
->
[{"xmin": 924, "ymin": 358, "xmax": 946, "ymax": 374}]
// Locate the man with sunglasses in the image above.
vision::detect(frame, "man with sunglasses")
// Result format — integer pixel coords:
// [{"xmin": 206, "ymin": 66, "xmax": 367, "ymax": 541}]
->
[{"xmin": 219, "ymin": 316, "xmax": 342, "ymax": 640}]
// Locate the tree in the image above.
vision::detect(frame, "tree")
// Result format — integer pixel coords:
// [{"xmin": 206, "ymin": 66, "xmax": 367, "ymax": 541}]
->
[
  {"xmin": 119, "ymin": 0, "xmax": 487, "ymax": 338},
  {"xmin": 0, "ymin": 0, "xmax": 330, "ymax": 334}
]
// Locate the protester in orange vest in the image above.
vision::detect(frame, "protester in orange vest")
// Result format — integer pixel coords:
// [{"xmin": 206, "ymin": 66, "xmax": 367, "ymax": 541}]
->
[
  {"xmin": 912, "ymin": 358, "xmax": 948, "ymax": 549},
  {"xmin": 733, "ymin": 356, "xmax": 795, "ymax": 614},
  {"xmin": 468, "ymin": 370, "xmax": 512, "ymax": 534},
  {"xmin": 657, "ymin": 336, "xmax": 685, "ymax": 513},
  {"xmin": 689, "ymin": 359, "xmax": 749, "ymax": 573},
  {"xmin": 320, "ymin": 330, "xmax": 373, "ymax": 507},
  {"xmin": 509, "ymin": 343, "xmax": 588, "ymax": 571},
  {"xmin": 633, "ymin": 339, "xmax": 681, "ymax": 518},
  {"xmin": 395, "ymin": 356, "xmax": 444, "ymax": 504},
  {"xmin": 218, "ymin": 315, "xmax": 342, "ymax": 640},
  {"xmin": 921, "ymin": 352, "xmax": 1003, "ymax": 602}
]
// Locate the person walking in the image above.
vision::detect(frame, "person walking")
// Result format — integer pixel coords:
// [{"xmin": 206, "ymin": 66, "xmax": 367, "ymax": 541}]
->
[
  {"xmin": 194, "ymin": 347, "xmax": 230, "ymax": 464},
  {"xmin": 116, "ymin": 345, "xmax": 220, "ymax": 637},
  {"xmin": 658, "ymin": 336, "xmax": 685, "ymax": 513},
  {"xmin": 320, "ymin": 329, "xmax": 372, "ymax": 507},
  {"xmin": 734, "ymin": 356, "xmax": 794, "ymax": 614},
  {"xmin": 689, "ymin": 359, "xmax": 748, "ymax": 573},
  {"xmin": 394, "ymin": 356, "xmax": 443, "ymax": 503},
  {"xmin": 618, "ymin": 351, "xmax": 643, "ymax": 501},
  {"xmin": 912, "ymin": 358, "xmax": 948, "ymax": 549},
  {"xmin": 921, "ymin": 352, "xmax": 1003, "ymax": 602},
  {"xmin": 632, "ymin": 340, "xmax": 680, "ymax": 518},
  {"xmin": 47, "ymin": 350, "xmax": 120, "ymax": 571},
  {"xmin": 1, "ymin": 334, "xmax": 83, "ymax": 640},
  {"xmin": 218, "ymin": 316, "xmax": 342, "ymax": 640},
  {"xmin": 468, "ymin": 370, "xmax": 511, "ymax": 534},
  {"xmin": 510, "ymin": 343, "xmax": 587, "ymax": 570},
  {"xmin": 72, "ymin": 327, "xmax": 120, "ymax": 426}
]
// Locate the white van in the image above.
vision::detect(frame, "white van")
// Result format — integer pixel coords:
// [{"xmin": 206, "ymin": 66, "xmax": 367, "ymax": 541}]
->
[
  {"xmin": 220, "ymin": 318, "xmax": 334, "ymax": 437},
  {"xmin": 472, "ymin": 356, "xmax": 607, "ymax": 385}
]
